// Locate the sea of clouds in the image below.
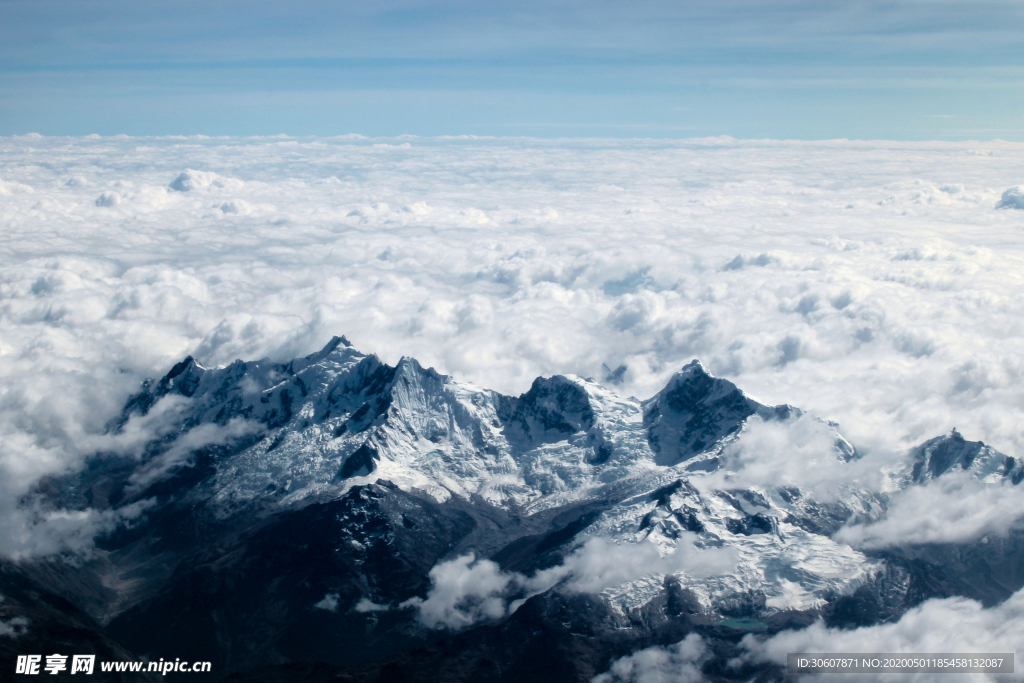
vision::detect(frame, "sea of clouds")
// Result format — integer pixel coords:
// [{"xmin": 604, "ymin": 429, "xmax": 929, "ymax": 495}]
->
[
  {"xmin": 2, "ymin": 134, "xmax": 1023, "ymax": 550},
  {"xmin": 2, "ymin": 133, "xmax": 1024, "ymax": 670}
]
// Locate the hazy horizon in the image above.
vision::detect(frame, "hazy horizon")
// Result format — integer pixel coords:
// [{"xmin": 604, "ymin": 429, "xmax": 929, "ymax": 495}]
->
[{"xmin": 2, "ymin": 0, "xmax": 1023, "ymax": 140}]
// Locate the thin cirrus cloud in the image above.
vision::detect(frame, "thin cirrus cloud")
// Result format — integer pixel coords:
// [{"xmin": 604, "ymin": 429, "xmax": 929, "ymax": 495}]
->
[
  {"xmin": 3, "ymin": 0, "xmax": 1022, "ymax": 62},
  {"xmin": 1, "ymin": 0, "xmax": 1023, "ymax": 137}
]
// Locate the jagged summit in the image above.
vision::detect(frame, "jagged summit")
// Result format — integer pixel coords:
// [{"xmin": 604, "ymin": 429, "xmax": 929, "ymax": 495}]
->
[
  {"xmin": 910, "ymin": 428, "xmax": 1023, "ymax": 484},
  {"xmin": 105, "ymin": 345, "xmax": 893, "ymax": 514},
  {"xmin": 87, "ymin": 344, "xmax": 891, "ymax": 618},
  {"xmin": 110, "ymin": 343, "xmax": 995, "ymax": 516},
  {"xmin": 642, "ymin": 359, "xmax": 801, "ymax": 467},
  {"xmin": 117, "ymin": 347, "xmax": 788, "ymax": 509}
]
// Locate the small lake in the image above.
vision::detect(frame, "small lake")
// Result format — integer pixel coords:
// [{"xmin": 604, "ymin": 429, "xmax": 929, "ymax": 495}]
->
[{"xmin": 715, "ymin": 618, "xmax": 768, "ymax": 630}]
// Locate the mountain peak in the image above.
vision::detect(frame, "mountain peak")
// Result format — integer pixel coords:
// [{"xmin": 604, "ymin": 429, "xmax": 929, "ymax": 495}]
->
[
  {"xmin": 503, "ymin": 375, "xmax": 597, "ymax": 445},
  {"xmin": 643, "ymin": 360, "xmax": 764, "ymax": 466},
  {"xmin": 679, "ymin": 358, "xmax": 708, "ymax": 375},
  {"xmin": 158, "ymin": 355, "xmax": 206, "ymax": 397},
  {"xmin": 322, "ymin": 334, "xmax": 353, "ymax": 354},
  {"xmin": 661, "ymin": 360, "xmax": 739, "ymax": 410},
  {"xmin": 909, "ymin": 429, "xmax": 1020, "ymax": 484}
]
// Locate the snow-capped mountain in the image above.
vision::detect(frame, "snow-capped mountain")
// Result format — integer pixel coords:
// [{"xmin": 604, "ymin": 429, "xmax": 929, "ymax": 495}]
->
[
  {"xmin": 3, "ymin": 337, "xmax": 1022, "ymax": 682},
  {"xmin": 908, "ymin": 429, "xmax": 1024, "ymax": 485}
]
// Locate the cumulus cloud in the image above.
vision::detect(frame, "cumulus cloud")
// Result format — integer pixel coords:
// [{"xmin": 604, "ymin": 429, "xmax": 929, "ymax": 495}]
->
[
  {"xmin": 837, "ymin": 472, "xmax": 1024, "ymax": 548},
  {"xmin": 525, "ymin": 536, "xmax": 737, "ymax": 596},
  {"xmin": 218, "ymin": 200, "xmax": 251, "ymax": 215},
  {"xmin": 353, "ymin": 598, "xmax": 388, "ymax": 613},
  {"xmin": 695, "ymin": 414, "xmax": 889, "ymax": 503},
  {"xmin": 94, "ymin": 191, "xmax": 120, "ymax": 207},
  {"xmin": 995, "ymin": 186, "xmax": 1024, "ymax": 209},
  {"xmin": 700, "ymin": 413, "xmax": 1024, "ymax": 548},
  {"xmin": 403, "ymin": 536, "xmax": 736, "ymax": 629},
  {"xmin": 402, "ymin": 553, "xmax": 514, "ymax": 629},
  {"xmin": 1, "ymin": 135, "xmax": 1024, "ymax": 560},
  {"xmin": 168, "ymin": 169, "xmax": 243, "ymax": 192},
  {"xmin": 736, "ymin": 587, "xmax": 1024, "ymax": 683},
  {"xmin": 593, "ymin": 633, "xmax": 709, "ymax": 683},
  {"xmin": 0, "ymin": 499, "xmax": 153, "ymax": 561},
  {"xmin": 314, "ymin": 593, "xmax": 339, "ymax": 612}
]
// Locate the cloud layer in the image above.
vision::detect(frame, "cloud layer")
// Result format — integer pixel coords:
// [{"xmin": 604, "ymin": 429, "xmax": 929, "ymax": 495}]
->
[
  {"xmin": 1, "ymin": 135, "xmax": 1024, "ymax": 557},
  {"xmin": 837, "ymin": 472, "xmax": 1024, "ymax": 548},
  {"xmin": 403, "ymin": 536, "xmax": 736, "ymax": 629},
  {"xmin": 593, "ymin": 586, "xmax": 1024, "ymax": 683},
  {"xmin": 737, "ymin": 587, "xmax": 1024, "ymax": 683}
]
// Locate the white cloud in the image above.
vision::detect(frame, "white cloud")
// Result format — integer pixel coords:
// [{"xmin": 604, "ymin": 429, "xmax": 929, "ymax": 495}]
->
[
  {"xmin": 218, "ymin": 200, "xmax": 251, "ymax": 215},
  {"xmin": 401, "ymin": 554, "xmax": 514, "ymax": 629},
  {"xmin": 403, "ymin": 536, "xmax": 735, "ymax": 630},
  {"xmin": 314, "ymin": 593, "xmax": 339, "ymax": 612},
  {"xmin": 94, "ymin": 191, "xmax": 120, "ymax": 207},
  {"xmin": 695, "ymin": 414, "xmax": 889, "ymax": 503},
  {"xmin": 0, "ymin": 616, "xmax": 29, "ymax": 638},
  {"xmin": 0, "ymin": 499, "xmax": 153, "ymax": 561},
  {"xmin": 837, "ymin": 472, "xmax": 1024, "ymax": 548},
  {"xmin": 525, "ymin": 536, "xmax": 737, "ymax": 596},
  {"xmin": 1, "ymin": 135, "xmax": 1024, "ymax": 563},
  {"xmin": 593, "ymin": 633, "xmax": 709, "ymax": 683},
  {"xmin": 353, "ymin": 598, "xmax": 388, "ymax": 613},
  {"xmin": 168, "ymin": 169, "xmax": 243, "ymax": 192},
  {"xmin": 125, "ymin": 417, "xmax": 264, "ymax": 494},
  {"xmin": 736, "ymin": 587, "xmax": 1024, "ymax": 683},
  {"xmin": 698, "ymin": 410, "xmax": 1024, "ymax": 549}
]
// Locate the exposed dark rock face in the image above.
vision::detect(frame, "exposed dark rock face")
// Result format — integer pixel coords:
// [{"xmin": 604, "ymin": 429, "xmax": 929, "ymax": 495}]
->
[
  {"xmin": 643, "ymin": 361, "xmax": 760, "ymax": 466},
  {"xmin": 104, "ymin": 484, "xmax": 479, "ymax": 675},
  {"xmin": 910, "ymin": 428, "xmax": 1024, "ymax": 484},
  {"xmin": 642, "ymin": 360, "xmax": 804, "ymax": 468},
  {"xmin": 503, "ymin": 376, "xmax": 596, "ymax": 445}
]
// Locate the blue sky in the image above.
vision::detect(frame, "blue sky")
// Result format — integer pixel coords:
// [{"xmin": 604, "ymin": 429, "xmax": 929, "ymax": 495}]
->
[{"xmin": 1, "ymin": 0, "xmax": 1023, "ymax": 139}]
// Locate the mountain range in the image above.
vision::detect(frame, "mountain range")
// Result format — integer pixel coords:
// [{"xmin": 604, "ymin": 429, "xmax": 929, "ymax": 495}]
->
[{"xmin": 2, "ymin": 336, "xmax": 1022, "ymax": 682}]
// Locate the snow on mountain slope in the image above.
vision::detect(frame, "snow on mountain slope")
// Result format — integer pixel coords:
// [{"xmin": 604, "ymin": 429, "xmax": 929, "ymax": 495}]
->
[
  {"xmin": 18, "ymin": 335, "xmax": 1024, "ymax": 683},
  {"xmin": 101, "ymin": 337, "xmax": 903, "ymax": 618},
  {"xmin": 198, "ymin": 344, "xmax": 660, "ymax": 513}
]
